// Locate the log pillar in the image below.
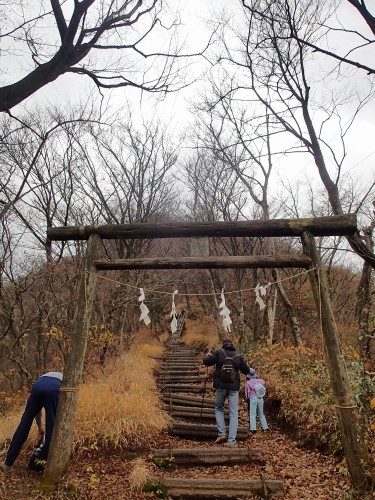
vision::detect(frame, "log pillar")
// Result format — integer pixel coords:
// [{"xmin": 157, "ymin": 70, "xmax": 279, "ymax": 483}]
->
[
  {"xmin": 301, "ymin": 231, "xmax": 366, "ymax": 491},
  {"xmin": 41, "ymin": 233, "xmax": 101, "ymax": 491}
]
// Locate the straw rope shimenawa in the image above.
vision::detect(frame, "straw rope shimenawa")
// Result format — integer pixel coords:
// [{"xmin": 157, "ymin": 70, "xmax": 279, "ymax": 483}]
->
[{"xmin": 87, "ymin": 266, "xmax": 319, "ymax": 297}]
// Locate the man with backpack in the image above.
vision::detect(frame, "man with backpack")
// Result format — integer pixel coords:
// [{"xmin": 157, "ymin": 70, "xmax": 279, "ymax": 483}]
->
[
  {"xmin": 203, "ymin": 338, "xmax": 250, "ymax": 446},
  {"xmin": 245, "ymin": 368, "xmax": 269, "ymax": 433}
]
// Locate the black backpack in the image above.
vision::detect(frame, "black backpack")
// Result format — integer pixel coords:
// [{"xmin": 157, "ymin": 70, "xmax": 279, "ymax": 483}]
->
[{"xmin": 219, "ymin": 349, "xmax": 240, "ymax": 383}]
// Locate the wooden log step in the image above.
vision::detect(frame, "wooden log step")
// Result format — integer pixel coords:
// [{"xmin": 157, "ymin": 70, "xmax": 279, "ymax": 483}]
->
[
  {"xmin": 159, "ymin": 364, "xmax": 203, "ymax": 371},
  {"xmin": 152, "ymin": 447, "xmax": 263, "ymax": 465},
  {"xmin": 162, "ymin": 358, "xmax": 203, "ymax": 369},
  {"xmin": 162, "ymin": 393, "xmax": 216, "ymax": 408},
  {"xmin": 171, "ymin": 422, "xmax": 248, "ymax": 440},
  {"xmin": 158, "ymin": 369, "xmax": 205, "ymax": 376},
  {"xmin": 167, "ymin": 346, "xmax": 197, "ymax": 349},
  {"xmin": 166, "ymin": 345, "xmax": 195, "ymax": 349},
  {"xmin": 159, "ymin": 368, "xmax": 204, "ymax": 374},
  {"xmin": 155, "ymin": 368, "xmax": 208, "ymax": 378},
  {"xmin": 158, "ymin": 368, "xmax": 203, "ymax": 373},
  {"xmin": 163, "ymin": 361, "xmax": 199, "ymax": 366},
  {"xmin": 160, "ymin": 384, "xmax": 206, "ymax": 393},
  {"xmin": 165, "ymin": 352, "xmax": 198, "ymax": 356},
  {"xmin": 162, "ymin": 361, "xmax": 199, "ymax": 366},
  {"xmin": 146, "ymin": 477, "xmax": 284, "ymax": 498},
  {"xmin": 164, "ymin": 356, "xmax": 198, "ymax": 360},
  {"xmin": 163, "ymin": 355, "xmax": 201, "ymax": 358},
  {"xmin": 158, "ymin": 375, "xmax": 207, "ymax": 383},
  {"xmin": 164, "ymin": 352, "xmax": 197, "ymax": 355},
  {"xmin": 165, "ymin": 352, "xmax": 197, "ymax": 357},
  {"xmin": 165, "ymin": 346, "xmax": 195, "ymax": 352},
  {"xmin": 163, "ymin": 405, "xmax": 227, "ymax": 419}
]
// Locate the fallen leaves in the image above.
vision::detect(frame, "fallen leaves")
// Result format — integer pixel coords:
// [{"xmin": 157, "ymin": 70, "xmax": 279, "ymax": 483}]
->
[{"xmin": 0, "ymin": 410, "xmax": 356, "ymax": 499}]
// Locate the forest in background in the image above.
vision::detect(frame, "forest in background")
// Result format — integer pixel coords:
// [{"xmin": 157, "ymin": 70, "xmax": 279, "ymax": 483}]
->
[{"xmin": 0, "ymin": 0, "xmax": 374, "ymax": 495}]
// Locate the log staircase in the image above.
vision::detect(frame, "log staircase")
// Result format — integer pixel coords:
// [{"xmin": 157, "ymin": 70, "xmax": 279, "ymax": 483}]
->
[{"xmin": 148, "ymin": 339, "xmax": 284, "ymax": 498}]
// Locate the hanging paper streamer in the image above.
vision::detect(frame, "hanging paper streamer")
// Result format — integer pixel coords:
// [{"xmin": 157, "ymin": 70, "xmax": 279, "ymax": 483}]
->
[
  {"xmin": 138, "ymin": 288, "xmax": 151, "ymax": 326},
  {"xmin": 254, "ymin": 283, "xmax": 271, "ymax": 311},
  {"xmin": 219, "ymin": 288, "xmax": 232, "ymax": 332},
  {"xmin": 170, "ymin": 290, "xmax": 178, "ymax": 334}
]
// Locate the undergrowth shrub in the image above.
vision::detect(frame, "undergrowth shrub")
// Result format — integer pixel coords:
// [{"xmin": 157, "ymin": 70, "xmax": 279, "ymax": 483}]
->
[
  {"xmin": 129, "ymin": 457, "xmax": 152, "ymax": 492},
  {"xmin": 251, "ymin": 344, "xmax": 339, "ymax": 452},
  {"xmin": 183, "ymin": 317, "xmax": 220, "ymax": 352},
  {"xmin": 251, "ymin": 343, "xmax": 374, "ymax": 461},
  {"xmin": 74, "ymin": 347, "xmax": 171, "ymax": 451}
]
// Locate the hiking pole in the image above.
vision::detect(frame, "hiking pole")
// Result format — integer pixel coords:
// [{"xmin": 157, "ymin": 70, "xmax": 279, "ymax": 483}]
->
[
  {"xmin": 199, "ymin": 367, "xmax": 208, "ymax": 418},
  {"xmin": 199, "ymin": 366, "xmax": 210, "ymax": 418}
]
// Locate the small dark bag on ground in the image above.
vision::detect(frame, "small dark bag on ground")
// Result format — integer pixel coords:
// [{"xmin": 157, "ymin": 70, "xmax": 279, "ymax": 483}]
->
[{"xmin": 28, "ymin": 438, "xmax": 47, "ymax": 471}]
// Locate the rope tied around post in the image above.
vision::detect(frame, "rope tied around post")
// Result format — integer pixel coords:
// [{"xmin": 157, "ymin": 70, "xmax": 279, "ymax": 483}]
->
[
  {"xmin": 335, "ymin": 404, "xmax": 357, "ymax": 409},
  {"xmin": 59, "ymin": 387, "xmax": 80, "ymax": 392}
]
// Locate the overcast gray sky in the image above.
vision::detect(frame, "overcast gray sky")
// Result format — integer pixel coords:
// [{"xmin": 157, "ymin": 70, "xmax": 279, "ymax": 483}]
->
[{"xmin": 3, "ymin": 0, "xmax": 374, "ymax": 213}]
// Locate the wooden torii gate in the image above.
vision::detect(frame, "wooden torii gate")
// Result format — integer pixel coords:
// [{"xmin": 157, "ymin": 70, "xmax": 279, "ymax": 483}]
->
[{"xmin": 41, "ymin": 214, "xmax": 366, "ymax": 491}]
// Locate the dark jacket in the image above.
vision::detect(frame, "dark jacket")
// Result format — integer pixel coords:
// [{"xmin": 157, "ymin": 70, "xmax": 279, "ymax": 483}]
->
[{"xmin": 203, "ymin": 344, "xmax": 250, "ymax": 391}]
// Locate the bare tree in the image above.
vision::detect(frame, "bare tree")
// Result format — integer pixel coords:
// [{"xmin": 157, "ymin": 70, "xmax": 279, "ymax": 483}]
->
[
  {"xmin": 76, "ymin": 116, "xmax": 179, "ymax": 253},
  {"xmin": 69, "ymin": 116, "xmax": 182, "ymax": 342},
  {"xmin": 189, "ymin": 80, "xmax": 302, "ymax": 345},
  {"xmin": 0, "ymin": 104, "xmax": 103, "ymax": 223},
  {"xmin": 217, "ymin": 0, "xmax": 375, "ymax": 270},
  {"xmin": 202, "ymin": 2, "xmax": 373, "ymax": 487},
  {"xmin": 184, "ymin": 150, "xmax": 254, "ymax": 342},
  {"xmin": 272, "ymin": 0, "xmax": 375, "ymax": 75},
  {"xmin": 0, "ymin": 0, "xmax": 212, "ymax": 112},
  {"xmin": 238, "ymin": 0, "xmax": 375, "ymax": 364}
]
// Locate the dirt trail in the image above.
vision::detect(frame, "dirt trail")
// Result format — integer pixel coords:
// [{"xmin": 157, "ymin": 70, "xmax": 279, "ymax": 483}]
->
[
  {"xmin": 0, "ymin": 341, "xmax": 354, "ymax": 499},
  {"xmin": 1, "ymin": 421, "xmax": 353, "ymax": 499}
]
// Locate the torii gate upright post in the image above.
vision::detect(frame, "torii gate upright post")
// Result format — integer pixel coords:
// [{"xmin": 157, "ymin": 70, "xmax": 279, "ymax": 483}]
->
[
  {"xmin": 301, "ymin": 231, "xmax": 367, "ymax": 491},
  {"xmin": 41, "ymin": 233, "xmax": 102, "ymax": 492}
]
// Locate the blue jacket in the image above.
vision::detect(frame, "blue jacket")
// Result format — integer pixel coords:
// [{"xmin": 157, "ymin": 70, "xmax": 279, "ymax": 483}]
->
[{"xmin": 203, "ymin": 345, "xmax": 250, "ymax": 390}]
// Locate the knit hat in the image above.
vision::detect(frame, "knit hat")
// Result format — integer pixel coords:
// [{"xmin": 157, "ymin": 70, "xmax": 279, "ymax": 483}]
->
[
  {"xmin": 247, "ymin": 368, "xmax": 256, "ymax": 378},
  {"xmin": 222, "ymin": 338, "xmax": 234, "ymax": 348},
  {"xmin": 222, "ymin": 338, "xmax": 233, "ymax": 345}
]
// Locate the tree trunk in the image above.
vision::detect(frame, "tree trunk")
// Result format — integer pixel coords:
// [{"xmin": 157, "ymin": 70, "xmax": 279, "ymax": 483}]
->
[
  {"xmin": 268, "ymin": 286, "xmax": 277, "ymax": 345},
  {"xmin": 41, "ymin": 233, "xmax": 101, "ymax": 491},
  {"xmin": 302, "ymin": 106, "xmax": 375, "ymax": 271},
  {"xmin": 356, "ymin": 227, "xmax": 374, "ymax": 370},
  {"xmin": 301, "ymin": 231, "xmax": 367, "ymax": 491},
  {"xmin": 272, "ymin": 269, "xmax": 302, "ymax": 346}
]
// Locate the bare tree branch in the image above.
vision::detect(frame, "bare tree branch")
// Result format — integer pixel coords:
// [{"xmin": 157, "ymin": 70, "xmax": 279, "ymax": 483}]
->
[{"xmin": 0, "ymin": 0, "xmax": 214, "ymax": 111}]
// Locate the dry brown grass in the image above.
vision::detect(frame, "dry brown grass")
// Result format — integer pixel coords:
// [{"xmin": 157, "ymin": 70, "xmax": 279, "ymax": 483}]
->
[
  {"xmin": 128, "ymin": 457, "xmax": 152, "ymax": 491},
  {"xmin": 0, "ymin": 411, "xmax": 33, "ymax": 444},
  {"xmin": 183, "ymin": 317, "xmax": 219, "ymax": 351},
  {"xmin": 74, "ymin": 347, "xmax": 171, "ymax": 451},
  {"xmin": 135, "ymin": 342, "xmax": 164, "ymax": 358}
]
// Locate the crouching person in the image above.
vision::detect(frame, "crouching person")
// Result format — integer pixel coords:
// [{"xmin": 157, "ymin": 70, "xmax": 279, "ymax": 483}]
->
[{"xmin": 4, "ymin": 371, "xmax": 63, "ymax": 471}]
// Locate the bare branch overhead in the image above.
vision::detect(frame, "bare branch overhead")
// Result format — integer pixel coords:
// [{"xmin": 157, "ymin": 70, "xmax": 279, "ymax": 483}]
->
[{"xmin": 0, "ymin": 0, "xmax": 213, "ymax": 111}]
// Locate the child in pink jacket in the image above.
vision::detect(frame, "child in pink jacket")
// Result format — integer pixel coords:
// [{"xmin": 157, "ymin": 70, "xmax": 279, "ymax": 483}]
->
[{"xmin": 245, "ymin": 368, "xmax": 269, "ymax": 432}]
